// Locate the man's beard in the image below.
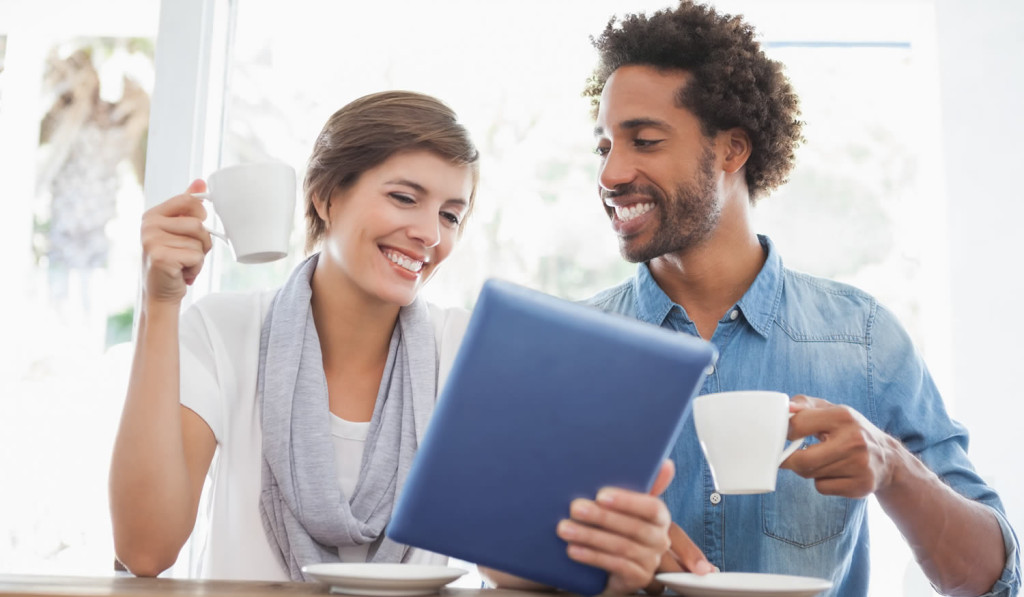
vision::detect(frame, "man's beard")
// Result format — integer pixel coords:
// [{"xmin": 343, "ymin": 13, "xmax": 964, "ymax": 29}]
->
[{"xmin": 614, "ymin": 146, "xmax": 720, "ymax": 264}]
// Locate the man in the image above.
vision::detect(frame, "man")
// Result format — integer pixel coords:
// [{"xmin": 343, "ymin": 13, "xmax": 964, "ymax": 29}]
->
[{"xmin": 582, "ymin": 2, "xmax": 1020, "ymax": 596}]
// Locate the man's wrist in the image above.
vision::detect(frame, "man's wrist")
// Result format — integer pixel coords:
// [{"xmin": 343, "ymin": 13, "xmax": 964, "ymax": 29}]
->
[{"xmin": 877, "ymin": 436, "xmax": 929, "ymax": 499}]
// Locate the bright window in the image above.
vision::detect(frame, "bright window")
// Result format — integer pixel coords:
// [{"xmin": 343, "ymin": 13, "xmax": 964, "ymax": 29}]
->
[{"xmin": 0, "ymin": 0, "xmax": 159, "ymax": 575}]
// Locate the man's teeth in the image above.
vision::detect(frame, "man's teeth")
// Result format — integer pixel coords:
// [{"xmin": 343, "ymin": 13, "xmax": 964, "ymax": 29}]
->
[
  {"xmin": 385, "ymin": 250, "xmax": 424, "ymax": 273},
  {"xmin": 616, "ymin": 202, "xmax": 655, "ymax": 222}
]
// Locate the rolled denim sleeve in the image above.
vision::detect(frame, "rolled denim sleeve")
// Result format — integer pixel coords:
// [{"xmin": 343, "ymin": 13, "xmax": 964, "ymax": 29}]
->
[
  {"xmin": 974, "ymin": 507, "xmax": 1020, "ymax": 597},
  {"xmin": 869, "ymin": 304, "xmax": 1020, "ymax": 595}
]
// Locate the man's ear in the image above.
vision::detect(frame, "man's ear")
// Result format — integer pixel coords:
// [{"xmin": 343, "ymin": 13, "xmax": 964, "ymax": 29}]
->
[{"xmin": 720, "ymin": 127, "xmax": 752, "ymax": 174}]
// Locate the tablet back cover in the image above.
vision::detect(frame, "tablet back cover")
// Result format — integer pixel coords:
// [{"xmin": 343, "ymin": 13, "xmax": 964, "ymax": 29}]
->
[{"xmin": 388, "ymin": 280, "xmax": 716, "ymax": 595}]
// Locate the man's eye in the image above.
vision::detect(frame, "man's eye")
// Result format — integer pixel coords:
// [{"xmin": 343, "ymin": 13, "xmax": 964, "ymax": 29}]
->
[
  {"xmin": 634, "ymin": 138, "xmax": 663, "ymax": 148},
  {"xmin": 594, "ymin": 146, "xmax": 610, "ymax": 157},
  {"xmin": 390, "ymin": 193, "xmax": 415, "ymax": 204}
]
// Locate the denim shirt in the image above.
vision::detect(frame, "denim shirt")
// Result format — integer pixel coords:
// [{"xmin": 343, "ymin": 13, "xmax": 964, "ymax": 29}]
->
[{"xmin": 584, "ymin": 236, "xmax": 1020, "ymax": 597}]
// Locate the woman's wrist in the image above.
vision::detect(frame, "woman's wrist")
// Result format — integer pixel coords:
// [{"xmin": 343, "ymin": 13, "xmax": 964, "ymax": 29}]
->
[{"xmin": 139, "ymin": 296, "xmax": 181, "ymax": 328}]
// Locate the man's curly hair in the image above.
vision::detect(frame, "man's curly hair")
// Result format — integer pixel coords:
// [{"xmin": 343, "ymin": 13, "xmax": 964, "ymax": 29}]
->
[{"xmin": 583, "ymin": 1, "xmax": 803, "ymax": 201}]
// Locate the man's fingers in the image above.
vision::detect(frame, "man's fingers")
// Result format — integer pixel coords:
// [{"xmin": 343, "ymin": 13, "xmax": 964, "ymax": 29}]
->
[
  {"xmin": 782, "ymin": 449, "xmax": 881, "ymax": 499},
  {"xmin": 788, "ymin": 394, "xmax": 818, "ymax": 409},
  {"xmin": 782, "ymin": 439, "xmax": 848, "ymax": 474},
  {"xmin": 642, "ymin": 550, "xmax": 685, "ymax": 596},
  {"xmin": 668, "ymin": 523, "xmax": 716, "ymax": 574},
  {"xmin": 658, "ymin": 549, "xmax": 684, "ymax": 572},
  {"xmin": 788, "ymin": 396, "xmax": 870, "ymax": 440},
  {"xmin": 783, "ymin": 414, "xmax": 870, "ymax": 476}
]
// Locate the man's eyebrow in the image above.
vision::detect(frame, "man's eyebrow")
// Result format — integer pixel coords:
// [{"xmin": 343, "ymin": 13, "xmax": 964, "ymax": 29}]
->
[{"xmin": 594, "ymin": 118, "xmax": 673, "ymax": 136}]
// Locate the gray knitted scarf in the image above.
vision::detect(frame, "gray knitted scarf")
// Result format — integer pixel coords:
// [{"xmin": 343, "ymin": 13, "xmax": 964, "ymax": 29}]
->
[{"xmin": 257, "ymin": 254, "xmax": 437, "ymax": 580}]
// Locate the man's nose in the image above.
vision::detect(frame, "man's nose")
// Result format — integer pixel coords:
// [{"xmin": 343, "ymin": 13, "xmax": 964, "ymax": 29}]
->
[{"xmin": 598, "ymin": 147, "xmax": 636, "ymax": 192}]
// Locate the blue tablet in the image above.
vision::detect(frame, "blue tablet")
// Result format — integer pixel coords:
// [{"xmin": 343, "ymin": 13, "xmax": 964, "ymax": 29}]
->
[{"xmin": 388, "ymin": 279, "xmax": 716, "ymax": 595}]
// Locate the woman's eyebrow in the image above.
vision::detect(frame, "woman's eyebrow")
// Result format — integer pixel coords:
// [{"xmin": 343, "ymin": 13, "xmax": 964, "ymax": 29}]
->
[
  {"xmin": 387, "ymin": 179, "xmax": 469, "ymax": 205},
  {"xmin": 385, "ymin": 178, "xmax": 427, "ymax": 193}
]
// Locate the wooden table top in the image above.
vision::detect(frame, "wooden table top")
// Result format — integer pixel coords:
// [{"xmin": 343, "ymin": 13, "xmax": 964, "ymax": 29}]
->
[{"xmin": 0, "ymin": 575, "xmax": 538, "ymax": 597}]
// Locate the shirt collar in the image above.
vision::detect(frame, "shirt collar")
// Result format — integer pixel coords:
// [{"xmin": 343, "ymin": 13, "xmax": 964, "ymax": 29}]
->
[
  {"xmin": 632, "ymin": 261, "xmax": 681, "ymax": 326},
  {"xmin": 737, "ymin": 235, "xmax": 784, "ymax": 339},
  {"xmin": 630, "ymin": 234, "xmax": 784, "ymax": 338}
]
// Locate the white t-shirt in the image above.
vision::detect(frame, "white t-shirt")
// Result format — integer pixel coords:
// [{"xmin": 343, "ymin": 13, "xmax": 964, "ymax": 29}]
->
[
  {"xmin": 331, "ymin": 414, "xmax": 370, "ymax": 563},
  {"xmin": 177, "ymin": 290, "xmax": 468, "ymax": 580}
]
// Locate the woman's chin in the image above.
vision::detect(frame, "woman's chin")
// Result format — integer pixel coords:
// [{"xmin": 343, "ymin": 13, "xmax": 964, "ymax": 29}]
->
[{"xmin": 373, "ymin": 284, "xmax": 420, "ymax": 308}]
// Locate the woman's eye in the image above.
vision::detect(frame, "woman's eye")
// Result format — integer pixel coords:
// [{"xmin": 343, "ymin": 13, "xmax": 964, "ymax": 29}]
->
[
  {"xmin": 390, "ymin": 192, "xmax": 415, "ymax": 204},
  {"xmin": 441, "ymin": 212, "xmax": 461, "ymax": 227}
]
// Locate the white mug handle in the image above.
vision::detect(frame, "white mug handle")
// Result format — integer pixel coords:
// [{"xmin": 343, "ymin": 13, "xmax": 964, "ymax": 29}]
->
[
  {"xmin": 778, "ymin": 412, "xmax": 806, "ymax": 465},
  {"xmin": 778, "ymin": 436, "xmax": 805, "ymax": 464},
  {"xmin": 191, "ymin": 192, "xmax": 229, "ymax": 243}
]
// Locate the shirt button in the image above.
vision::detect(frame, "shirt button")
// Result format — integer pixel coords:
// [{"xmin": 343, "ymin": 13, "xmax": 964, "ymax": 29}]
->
[
  {"xmin": 729, "ymin": 310, "xmax": 739, "ymax": 321},
  {"xmin": 705, "ymin": 365, "xmax": 715, "ymax": 375},
  {"xmin": 710, "ymin": 492, "xmax": 722, "ymax": 505}
]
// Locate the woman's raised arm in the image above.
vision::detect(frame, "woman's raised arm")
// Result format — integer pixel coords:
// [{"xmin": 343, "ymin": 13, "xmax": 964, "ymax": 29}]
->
[{"xmin": 109, "ymin": 180, "xmax": 217, "ymax": 576}]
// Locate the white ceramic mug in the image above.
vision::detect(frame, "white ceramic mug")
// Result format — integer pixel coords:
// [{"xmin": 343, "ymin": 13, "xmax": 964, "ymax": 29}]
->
[
  {"xmin": 192, "ymin": 162, "xmax": 296, "ymax": 264},
  {"xmin": 693, "ymin": 391, "xmax": 806, "ymax": 494}
]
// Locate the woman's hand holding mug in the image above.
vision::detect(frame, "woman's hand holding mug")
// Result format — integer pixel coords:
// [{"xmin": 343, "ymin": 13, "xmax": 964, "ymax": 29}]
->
[{"xmin": 140, "ymin": 179, "xmax": 213, "ymax": 305}]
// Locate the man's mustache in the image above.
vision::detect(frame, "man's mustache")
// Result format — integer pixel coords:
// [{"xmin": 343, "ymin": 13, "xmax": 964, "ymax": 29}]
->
[{"xmin": 602, "ymin": 184, "xmax": 663, "ymax": 202}]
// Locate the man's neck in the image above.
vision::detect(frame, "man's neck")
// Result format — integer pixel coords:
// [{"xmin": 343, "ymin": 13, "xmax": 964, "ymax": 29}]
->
[{"xmin": 648, "ymin": 220, "xmax": 765, "ymax": 340}]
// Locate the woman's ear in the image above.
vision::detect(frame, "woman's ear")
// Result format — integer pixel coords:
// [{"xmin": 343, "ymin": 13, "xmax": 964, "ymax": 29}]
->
[
  {"xmin": 720, "ymin": 127, "xmax": 752, "ymax": 174},
  {"xmin": 312, "ymin": 190, "xmax": 332, "ymax": 225}
]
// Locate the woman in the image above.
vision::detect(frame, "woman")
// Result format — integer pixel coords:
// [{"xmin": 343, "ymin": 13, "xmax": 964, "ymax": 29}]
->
[{"xmin": 110, "ymin": 91, "xmax": 672, "ymax": 592}]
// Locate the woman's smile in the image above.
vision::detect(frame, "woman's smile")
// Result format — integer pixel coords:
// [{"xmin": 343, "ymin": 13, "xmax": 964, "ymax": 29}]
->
[{"xmin": 381, "ymin": 245, "xmax": 426, "ymax": 277}]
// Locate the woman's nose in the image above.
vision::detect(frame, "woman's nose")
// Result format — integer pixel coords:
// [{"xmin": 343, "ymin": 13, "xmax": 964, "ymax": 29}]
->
[{"xmin": 408, "ymin": 211, "xmax": 441, "ymax": 248}]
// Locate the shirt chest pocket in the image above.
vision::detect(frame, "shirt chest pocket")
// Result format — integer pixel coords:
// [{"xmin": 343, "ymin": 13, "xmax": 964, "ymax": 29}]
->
[{"xmin": 761, "ymin": 470, "xmax": 851, "ymax": 547}]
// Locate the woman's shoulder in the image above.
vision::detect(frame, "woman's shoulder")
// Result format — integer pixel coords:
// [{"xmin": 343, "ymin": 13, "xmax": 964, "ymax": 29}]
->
[
  {"xmin": 425, "ymin": 302, "xmax": 471, "ymax": 392},
  {"xmin": 184, "ymin": 289, "xmax": 277, "ymax": 345},
  {"xmin": 426, "ymin": 302, "xmax": 471, "ymax": 327},
  {"xmin": 426, "ymin": 302, "xmax": 471, "ymax": 345},
  {"xmin": 192, "ymin": 288, "xmax": 276, "ymax": 314}
]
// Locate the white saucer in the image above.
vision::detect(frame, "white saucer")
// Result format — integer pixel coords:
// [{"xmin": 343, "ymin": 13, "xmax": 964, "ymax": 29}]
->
[
  {"xmin": 656, "ymin": 572, "xmax": 833, "ymax": 597},
  {"xmin": 302, "ymin": 563, "xmax": 469, "ymax": 596}
]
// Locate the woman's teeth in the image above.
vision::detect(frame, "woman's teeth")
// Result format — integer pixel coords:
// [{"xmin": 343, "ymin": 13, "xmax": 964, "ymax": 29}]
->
[{"xmin": 384, "ymin": 249, "xmax": 424, "ymax": 273}]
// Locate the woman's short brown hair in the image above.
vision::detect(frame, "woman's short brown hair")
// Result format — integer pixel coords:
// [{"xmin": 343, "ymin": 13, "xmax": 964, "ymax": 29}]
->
[{"xmin": 303, "ymin": 91, "xmax": 480, "ymax": 252}]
